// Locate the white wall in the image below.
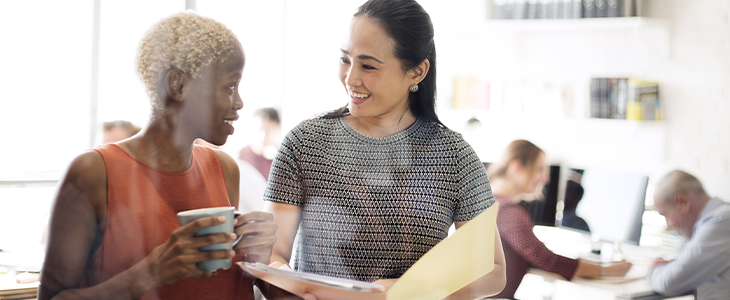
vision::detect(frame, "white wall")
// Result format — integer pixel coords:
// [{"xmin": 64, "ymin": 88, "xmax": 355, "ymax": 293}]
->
[{"xmin": 427, "ymin": 0, "xmax": 730, "ymax": 201}]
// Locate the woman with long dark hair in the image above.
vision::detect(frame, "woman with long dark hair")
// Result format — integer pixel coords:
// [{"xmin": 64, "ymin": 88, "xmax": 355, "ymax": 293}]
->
[{"xmin": 261, "ymin": 1, "xmax": 506, "ymax": 299}]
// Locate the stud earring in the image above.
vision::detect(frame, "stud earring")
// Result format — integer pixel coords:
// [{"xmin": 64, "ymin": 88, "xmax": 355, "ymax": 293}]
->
[{"xmin": 409, "ymin": 84, "xmax": 419, "ymax": 93}]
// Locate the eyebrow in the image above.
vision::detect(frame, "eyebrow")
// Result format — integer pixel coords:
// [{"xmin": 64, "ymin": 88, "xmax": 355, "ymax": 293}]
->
[{"xmin": 340, "ymin": 49, "xmax": 383, "ymax": 64}]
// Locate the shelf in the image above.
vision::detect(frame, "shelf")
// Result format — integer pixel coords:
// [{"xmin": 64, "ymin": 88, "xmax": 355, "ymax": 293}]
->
[{"xmin": 479, "ymin": 17, "xmax": 668, "ymax": 32}]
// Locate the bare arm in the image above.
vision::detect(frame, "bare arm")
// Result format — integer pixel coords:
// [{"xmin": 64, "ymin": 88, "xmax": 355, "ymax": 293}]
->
[
  {"xmin": 39, "ymin": 151, "xmax": 239, "ymax": 300},
  {"xmin": 213, "ymin": 149, "xmax": 240, "ymax": 210},
  {"xmin": 255, "ymin": 201, "xmax": 304, "ymax": 299},
  {"xmin": 575, "ymin": 260, "xmax": 632, "ymax": 278},
  {"xmin": 444, "ymin": 221, "xmax": 507, "ymax": 300}
]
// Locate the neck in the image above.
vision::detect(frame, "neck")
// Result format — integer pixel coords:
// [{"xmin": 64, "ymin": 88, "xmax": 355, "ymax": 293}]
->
[
  {"xmin": 120, "ymin": 116, "xmax": 195, "ymax": 172},
  {"xmin": 489, "ymin": 178, "xmax": 524, "ymax": 202},
  {"xmin": 346, "ymin": 109, "xmax": 416, "ymax": 138}
]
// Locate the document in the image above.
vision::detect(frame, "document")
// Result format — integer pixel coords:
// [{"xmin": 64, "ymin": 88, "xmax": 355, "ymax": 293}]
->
[{"xmin": 239, "ymin": 202, "xmax": 500, "ymax": 300}]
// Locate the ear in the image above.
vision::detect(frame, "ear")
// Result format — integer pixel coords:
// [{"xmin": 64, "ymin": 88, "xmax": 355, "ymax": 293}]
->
[
  {"xmin": 507, "ymin": 159, "xmax": 524, "ymax": 175},
  {"xmin": 674, "ymin": 193, "xmax": 691, "ymax": 214},
  {"xmin": 165, "ymin": 69, "xmax": 185, "ymax": 103},
  {"xmin": 406, "ymin": 58, "xmax": 430, "ymax": 85}
]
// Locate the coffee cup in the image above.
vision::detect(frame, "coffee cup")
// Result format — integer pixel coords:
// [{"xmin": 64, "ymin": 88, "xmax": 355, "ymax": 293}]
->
[{"xmin": 176, "ymin": 206, "xmax": 243, "ymax": 271}]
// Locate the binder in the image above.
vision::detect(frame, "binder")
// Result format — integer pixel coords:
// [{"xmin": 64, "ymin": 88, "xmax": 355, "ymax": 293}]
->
[
  {"xmin": 607, "ymin": 0, "xmax": 621, "ymax": 17},
  {"xmin": 552, "ymin": 0, "xmax": 562, "ymax": 18},
  {"xmin": 595, "ymin": 0, "xmax": 607, "ymax": 17},
  {"xmin": 539, "ymin": 0, "xmax": 552, "ymax": 19},
  {"xmin": 583, "ymin": 0, "xmax": 596, "ymax": 18},
  {"xmin": 527, "ymin": 0, "xmax": 539, "ymax": 19},
  {"xmin": 572, "ymin": 0, "xmax": 583, "ymax": 18},
  {"xmin": 563, "ymin": 0, "xmax": 573, "ymax": 18},
  {"xmin": 590, "ymin": 78, "xmax": 600, "ymax": 118},
  {"xmin": 513, "ymin": 0, "xmax": 528, "ymax": 19}
]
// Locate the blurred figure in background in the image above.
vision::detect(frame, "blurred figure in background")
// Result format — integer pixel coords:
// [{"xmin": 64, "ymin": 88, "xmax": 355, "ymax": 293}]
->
[
  {"xmin": 102, "ymin": 120, "xmax": 141, "ymax": 144},
  {"xmin": 648, "ymin": 170, "xmax": 730, "ymax": 299},
  {"xmin": 487, "ymin": 139, "xmax": 632, "ymax": 299},
  {"xmin": 561, "ymin": 180, "xmax": 591, "ymax": 233},
  {"xmin": 238, "ymin": 107, "xmax": 281, "ymax": 180}
]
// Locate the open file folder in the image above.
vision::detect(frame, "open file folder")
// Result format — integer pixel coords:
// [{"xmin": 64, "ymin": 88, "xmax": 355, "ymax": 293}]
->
[{"xmin": 238, "ymin": 202, "xmax": 499, "ymax": 300}]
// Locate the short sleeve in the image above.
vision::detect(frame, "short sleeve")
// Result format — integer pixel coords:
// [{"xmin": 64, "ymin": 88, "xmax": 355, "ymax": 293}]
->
[
  {"xmin": 264, "ymin": 125, "xmax": 305, "ymax": 206},
  {"xmin": 454, "ymin": 138, "xmax": 493, "ymax": 222}
]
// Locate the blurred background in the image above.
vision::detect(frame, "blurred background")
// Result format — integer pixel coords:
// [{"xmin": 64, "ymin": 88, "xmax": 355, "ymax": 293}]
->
[{"xmin": 0, "ymin": 0, "xmax": 728, "ymax": 285}]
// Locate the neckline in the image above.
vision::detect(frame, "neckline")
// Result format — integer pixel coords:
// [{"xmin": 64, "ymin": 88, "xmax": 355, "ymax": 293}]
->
[
  {"xmin": 107, "ymin": 143, "xmax": 199, "ymax": 175},
  {"xmin": 337, "ymin": 117, "xmax": 422, "ymax": 145}
]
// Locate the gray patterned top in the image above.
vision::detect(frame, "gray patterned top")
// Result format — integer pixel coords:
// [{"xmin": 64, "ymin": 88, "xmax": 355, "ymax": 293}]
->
[{"xmin": 264, "ymin": 116, "xmax": 494, "ymax": 282}]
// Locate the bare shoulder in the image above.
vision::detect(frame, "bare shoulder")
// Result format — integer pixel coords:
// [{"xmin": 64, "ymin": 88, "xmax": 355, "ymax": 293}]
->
[
  {"xmin": 58, "ymin": 150, "xmax": 108, "ymax": 213},
  {"xmin": 211, "ymin": 148, "xmax": 239, "ymax": 177}
]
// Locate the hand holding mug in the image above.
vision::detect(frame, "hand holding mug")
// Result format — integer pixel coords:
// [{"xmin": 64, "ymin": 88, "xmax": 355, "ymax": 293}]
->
[
  {"xmin": 138, "ymin": 213, "xmax": 238, "ymax": 290},
  {"xmin": 177, "ymin": 206, "xmax": 244, "ymax": 272},
  {"xmin": 233, "ymin": 211, "xmax": 277, "ymax": 264}
]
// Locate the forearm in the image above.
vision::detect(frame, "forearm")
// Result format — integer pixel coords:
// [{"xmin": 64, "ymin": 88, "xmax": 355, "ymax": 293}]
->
[{"xmin": 41, "ymin": 266, "xmax": 151, "ymax": 300}]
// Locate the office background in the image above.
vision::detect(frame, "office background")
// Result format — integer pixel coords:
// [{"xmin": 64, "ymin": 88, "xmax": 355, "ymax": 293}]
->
[{"xmin": 0, "ymin": 0, "xmax": 728, "ymax": 277}]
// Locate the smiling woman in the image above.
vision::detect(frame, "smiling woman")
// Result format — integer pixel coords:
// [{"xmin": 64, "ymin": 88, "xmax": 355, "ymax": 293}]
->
[
  {"xmin": 38, "ymin": 11, "xmax": 277, "ymax": 300},
  {"xmin": 261, "ymin": 1, "xmax": 507, "ymax": 299}
]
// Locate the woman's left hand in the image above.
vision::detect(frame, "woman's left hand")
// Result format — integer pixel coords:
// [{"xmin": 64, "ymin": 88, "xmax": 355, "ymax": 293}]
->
[
  {"xmin": 233, "ymin": 211, "xmax": 278, "ymax": 264},
  {"xmin": 373, "ymin": 278, "xmax": 399, "ymax": 292}
]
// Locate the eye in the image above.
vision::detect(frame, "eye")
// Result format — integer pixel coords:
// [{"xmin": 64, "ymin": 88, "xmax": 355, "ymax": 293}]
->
[
  {"xmin": 362, "ymin": 64, "xmax": 376, "ymax": 70},
  {"xmin": 228, "ymin": 81, "xmax": 237, "ymax": 93},
  {"xmin": 340, "ymin": 57, "xmax": 350, "ymax": 64}
]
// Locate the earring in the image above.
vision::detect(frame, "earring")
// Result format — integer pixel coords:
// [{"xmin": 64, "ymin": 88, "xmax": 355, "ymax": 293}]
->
[{"xmin": 409, "ymin": 84, "xmax": 419, "ymax": 93}]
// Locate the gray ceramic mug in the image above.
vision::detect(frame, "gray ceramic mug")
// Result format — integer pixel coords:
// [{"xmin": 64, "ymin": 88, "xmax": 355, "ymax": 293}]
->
[{"xmin": 176, "ymin": 206, "xmax": 243, "ymax": 272}]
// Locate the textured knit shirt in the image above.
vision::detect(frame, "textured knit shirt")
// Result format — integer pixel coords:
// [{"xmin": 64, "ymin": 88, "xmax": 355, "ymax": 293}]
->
[
  {"xmin": 80, "ymin": 144, "xmax": 252, "ymax": 300},
  {"xmin": 264, "ymin": 116, "xmax": 494, "ymax": 282},
  {"xmin": 490, "ymin": 195, "xmax": 579, "ymax": 299}
]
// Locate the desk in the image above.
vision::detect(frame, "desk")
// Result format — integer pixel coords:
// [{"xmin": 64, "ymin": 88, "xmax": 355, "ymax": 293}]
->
[
  {"xmin": 0, "ymin": 273, "xmax": 38, "ymax": 300},
  {"xmin": 513, "ymin": 226, "xmax": 673, "ymax": 300}
]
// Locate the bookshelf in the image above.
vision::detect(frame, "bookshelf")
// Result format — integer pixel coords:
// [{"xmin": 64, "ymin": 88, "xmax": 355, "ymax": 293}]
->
[{"xmin": 479, "ymin": 17, "xmax": 668, "ymax": 32}]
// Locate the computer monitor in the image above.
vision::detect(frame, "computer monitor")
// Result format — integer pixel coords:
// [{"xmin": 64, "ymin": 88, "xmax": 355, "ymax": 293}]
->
[{"xmin": 560, "ymin": 168, "xmax": 648, "ymax": 245}]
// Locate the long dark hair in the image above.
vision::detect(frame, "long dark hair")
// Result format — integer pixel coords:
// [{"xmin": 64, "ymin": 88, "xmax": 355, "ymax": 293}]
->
[{"xmin": 324, "ymin": 0, "xmax": 443, "ymax": 126}]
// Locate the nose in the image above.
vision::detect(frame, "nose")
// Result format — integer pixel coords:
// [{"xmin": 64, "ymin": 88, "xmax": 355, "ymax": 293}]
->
[
  {"xmin": 232, "ymin": 91, "xmax": 243, "ymax": 111},
  {"xmin": 344, "ymin": 65, "xmax": 361, "ymax": 88}
]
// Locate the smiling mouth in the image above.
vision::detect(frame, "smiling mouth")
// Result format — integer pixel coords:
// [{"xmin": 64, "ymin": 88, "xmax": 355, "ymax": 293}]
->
[
  {"xmin": 224, "ymin": 120, "xmax": 234, "ymax": 125},
  {"xmin": 350, "ymin": 91, "xmax": 371, "ymax": 100}
]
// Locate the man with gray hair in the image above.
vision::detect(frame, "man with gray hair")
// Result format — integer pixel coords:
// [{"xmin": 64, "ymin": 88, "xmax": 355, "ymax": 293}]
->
[{"xmin": 647, "ymin": 170, "xmax": 730, "ymax": 300}]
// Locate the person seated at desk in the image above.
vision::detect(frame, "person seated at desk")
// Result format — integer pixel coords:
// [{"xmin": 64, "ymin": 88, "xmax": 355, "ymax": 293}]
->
[
  {"xmin": 486, "ymin": 140, "xmax": 632, "ymax": 299},
  {"xmin": 38, "ymin": 12, "xmax": 277, "ymax": 300},
  {"xmin": 561, "ymin": 180, "xmax": 590, "ymax": 233},
  {"xmin": 647, "ymin": 170, "xmax": 730, "ymax": 300},
  {"xmin": 262, "ymin": 0, "xmax": 507, "ymax": 299}
]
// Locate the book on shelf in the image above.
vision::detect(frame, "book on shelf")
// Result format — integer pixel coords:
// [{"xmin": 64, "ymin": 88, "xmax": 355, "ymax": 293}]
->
[
  {"xmin": 488, "ymin": 0, "xmax": 638, "ymax": 19},
  {"xmin": 595, "ymin": 0, "xmax": 607, "ymax": 17},
  {"xmin": 590, "ymin": 77, "xmax": 659, "ymax": 120}
]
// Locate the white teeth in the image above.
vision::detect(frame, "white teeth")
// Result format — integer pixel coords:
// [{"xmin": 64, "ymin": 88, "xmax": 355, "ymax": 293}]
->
[
  {"xmin": 351, "ymin": 92, "xmax": 370, "ymax": 100},
  {"xmin": 224, "ymin": 120, "xmax": 233, "ymax": 125}
]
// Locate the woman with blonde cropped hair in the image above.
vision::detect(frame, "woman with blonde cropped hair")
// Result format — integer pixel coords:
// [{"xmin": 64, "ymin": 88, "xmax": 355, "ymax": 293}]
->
[
  {"xmin": 38, "ymin": 11, "xmax": 276, "ymax": 300},
  {"xmin": 486, "ymin": 140, "xmax": 632, "ymax": 299}
]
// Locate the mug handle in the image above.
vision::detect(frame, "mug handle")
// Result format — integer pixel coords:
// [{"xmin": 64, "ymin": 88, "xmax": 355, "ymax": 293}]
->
[{"xmin": 233, "ymin": 211, "xmax": 243, "ymax": 246}]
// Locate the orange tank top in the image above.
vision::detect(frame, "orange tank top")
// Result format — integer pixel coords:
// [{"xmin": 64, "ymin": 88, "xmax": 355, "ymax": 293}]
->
[{"xmin": 81, "ymin": 144, "xmax": 253, "ymax": 300}]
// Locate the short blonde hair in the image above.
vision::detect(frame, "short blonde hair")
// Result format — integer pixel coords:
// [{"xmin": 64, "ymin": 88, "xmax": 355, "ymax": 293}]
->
[
  {"xmin": 135, "ymin": 11, "xmax": 239, "ymax": 113},
  {"xmin": 654, "ymin": 170, "xmax": 707, "ymax": 204}
]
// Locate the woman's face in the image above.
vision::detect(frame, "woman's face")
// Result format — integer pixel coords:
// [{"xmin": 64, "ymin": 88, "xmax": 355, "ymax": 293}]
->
[
  {"xmin": 339, "ymin": 16, "xmax": 413, "ymax": 121},
  {"xmin": 521, "ymin": 152, "xmax": 549, "ymax": 195},
  {"xmin": 181, "ymin": 44, "xmax": 245, "ymax": 146}
]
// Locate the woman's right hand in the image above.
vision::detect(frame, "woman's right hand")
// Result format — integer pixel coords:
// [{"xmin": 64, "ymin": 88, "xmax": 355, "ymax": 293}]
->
[
  {"xmin": 604, "ymin": 260, "xmax": 633, "ymax": 277},
  {"xmin": 135, "ymin": 215, "xmax": 238, "ymax": 290}
]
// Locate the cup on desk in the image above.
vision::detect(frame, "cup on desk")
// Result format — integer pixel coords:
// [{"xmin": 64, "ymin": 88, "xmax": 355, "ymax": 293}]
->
[{"xmin": 177, "ymin": 206, "xmax": 243, "ymax": 272}]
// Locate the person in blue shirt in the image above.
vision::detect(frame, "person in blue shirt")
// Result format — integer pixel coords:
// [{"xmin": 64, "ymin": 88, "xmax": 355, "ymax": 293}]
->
[{"xmin": 647, "ymin": 170, "xmax": 730, "ymax": 300}]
